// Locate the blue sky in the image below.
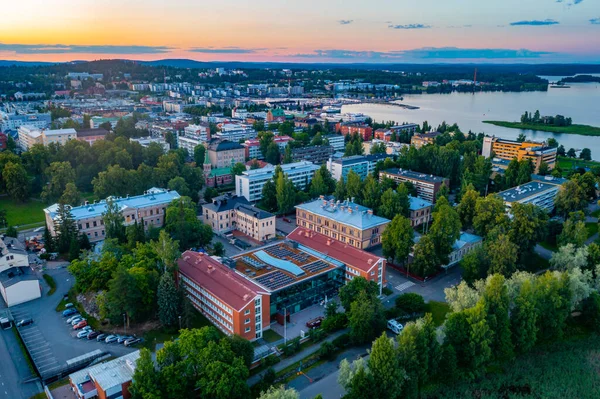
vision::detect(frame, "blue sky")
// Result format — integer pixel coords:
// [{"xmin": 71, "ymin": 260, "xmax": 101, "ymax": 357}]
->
[{"xmin": 0, "ymin": 0, "xmax": 599, "ymax": 63}]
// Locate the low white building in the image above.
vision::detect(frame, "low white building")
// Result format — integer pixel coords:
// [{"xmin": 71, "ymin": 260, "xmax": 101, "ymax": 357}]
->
[
  {"xmin": 130, "ymin": 136, "xmax": 170, "ymax": 152},
  {"xmin": 235, "ymin": 161, "xmax": 319, "ymax": 202},
  {"xmin": 0, "ymin": 237, "xmax": 41, "ymax": 307},
  {"xmin": 17, "ymin": 126, "xmax": 77, "ymax": 151}
]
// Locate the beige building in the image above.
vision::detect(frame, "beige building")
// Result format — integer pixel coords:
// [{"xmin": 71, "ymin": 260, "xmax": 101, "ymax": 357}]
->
[
  {"xmin": 208, "ymin": 140, "xmax": 246, "ymax": 169},
  {"xmin": 17, "ymin": 126, "xmax": 77, "ymax": 151},
  {"xmin": 44, "ymin": 188, "xmax": 181, "ymax": 243},
  {"xmin": 410, "ymin": 132, "xmax": 440, "ymax": 149},
  {"xmin": 295, "ymin": 197, "xmax": 391, "ymax": 250},
  {"xmin": 202, "ymin": 194, "xmax": 275, "ymax": 242}
]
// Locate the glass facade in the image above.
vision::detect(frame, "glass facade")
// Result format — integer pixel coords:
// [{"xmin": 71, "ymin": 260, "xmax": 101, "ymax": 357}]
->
[{"xmin": 269, "ymin": 267, "xmax": 344, "ymax": 318}]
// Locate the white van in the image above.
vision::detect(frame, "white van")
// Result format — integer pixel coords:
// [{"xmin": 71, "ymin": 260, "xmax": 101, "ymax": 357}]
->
[{"xmin": 387, "ymin": 319, "xmax": 404, "ymax": 334}]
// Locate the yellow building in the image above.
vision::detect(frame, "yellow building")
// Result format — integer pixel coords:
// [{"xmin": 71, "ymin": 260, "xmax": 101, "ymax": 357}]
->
[{"xmin": 482, "ymin": 136, "xmax": 557, "ymax": 173}]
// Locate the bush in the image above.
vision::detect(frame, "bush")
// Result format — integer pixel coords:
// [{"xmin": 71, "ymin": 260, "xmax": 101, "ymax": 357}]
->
[
  {"xmin": 283, "ymin": 337, "xmax": 301, "ymax": 356},
  {"xmin": 332, "ymin": 333, "xmax": 351, "ymax": 349},
  {"xmin": 322, "ymin": 313, "xmax": 347, "ymax": 333},
  {"xmin": 385, "ymin": 307, "xmax": 402, "ymax": 320},
  {"xmin": 43, "ymin": 273, "xmax": 57, "ymax": 296},
  {"xmin": 319, "ymin": 341, "xmax": 336, "ymax": 360},
  {"xmin": 395, "ymin": 293, "xmax": 425, "ymax": 314},
  {"xmin": 264, "ymin": 354, "xmax": 280, "ymax": 367},
  {"xmin": 382, "ymin": 286, "xmax": 393, "ymax": 296},
  {"xmin": 309, "ymin": 328, "xmax": 326, "ymax": 342}
]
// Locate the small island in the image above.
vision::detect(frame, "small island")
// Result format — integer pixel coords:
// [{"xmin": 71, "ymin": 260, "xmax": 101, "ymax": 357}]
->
[
  {"xmin": 484, "ymin": 110, "xmax": 600, "ymax": 137},
  {"xmin": 559, "ymin": 74, "xmax": 600, "ymax": 84}
]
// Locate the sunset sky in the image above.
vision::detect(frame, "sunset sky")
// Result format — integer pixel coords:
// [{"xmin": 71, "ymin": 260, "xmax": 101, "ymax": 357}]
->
[{"xmin": 1, "ymin": 0, "xmax": 599, "ymax": 63}]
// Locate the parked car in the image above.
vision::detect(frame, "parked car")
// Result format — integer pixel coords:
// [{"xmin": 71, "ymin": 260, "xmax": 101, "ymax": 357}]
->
[
  {"xmin": 87, "ymin": 331, "xmax": 100, "ymax": 340},
  {"xmin": 95, "ymin": 334, "xmax": 107, "ymax": 342},
  {"xmin": 81, "ymin": 326, "xmax": 92, "ymax": 332},
  {"xmin": 282, "ymin": 217, "xmax": 291, "ymax": 223},
  {"xmin": 306, "ymin": 316, "xmax": 324, "ymax": 329},
  {"xmin": 71, "ymin": 318, "xmax": 85, "ymax": 326},
  {"xmin": 105, "ymin": 335, "xmax": 118, "ymax": 344},
  {"xmin": 124, "ymin": 337, "xmax": 142, "ymax": 347},
  {"xmin": 62, "ymin": 308, "xmax": 78, "ymax": 317},
  {"xmin": 73, "ymin": 320, "xmax": 88, "ymax": 330},
  {"xmin": 66, "ymin": 314, "xmax": 81, "ymax": 324},
  {"xmin": 77, "ymin": 330, "xmax": 90, "ymax": 339},
  {"xmin": 117, "ymin": 335, "xmax": 132, "ymax": 344},
  {"xmin": 64, "ymin": 303, "xmax": 74, "ymax": 309},
  {"xmin": 16, "ymin": 319, "xmax": 33, "ymax": 328},
  {"xmin": 386, "ymin": 319, "xmax": 404, "ymax": 335}
]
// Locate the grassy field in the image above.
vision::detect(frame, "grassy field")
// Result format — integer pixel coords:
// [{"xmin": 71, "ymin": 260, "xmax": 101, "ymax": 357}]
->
[
  {"xmin": 42, "ymin": 274, "xmax": 56, "ymax": 296},
  {"xmin": 558, "ymin": 156, "xmax": 600, "ymax": 172},
  {"xmin": 141, "ymin": 310, "xmax": 216, "ymax": 350},
  {"xmin": 0, "ymin": 197, "xmax": 46, "ymax": 227},
  {"xmin": 483, "ymin": 120, "xmax": 600, "ymax": 136},
  {"xmin": 426, "ymin": 333, "xmax": 600, "ymax": 399},
  {"xmin": 262, "ymin": 329, "xmax": 283, "ymax": 343}
]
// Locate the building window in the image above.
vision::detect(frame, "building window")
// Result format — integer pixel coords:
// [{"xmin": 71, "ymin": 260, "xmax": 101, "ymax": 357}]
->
[
  {"xmin": 245, "ymin": 327, "xmax": 251, "ymax": 333},
  {"xmin": 245, "ymin": 318, "xmax": 251, "ymax": 324},
  {"xmin": 245, "ymin": 309, "xmax": 250, "ymax": 315}
]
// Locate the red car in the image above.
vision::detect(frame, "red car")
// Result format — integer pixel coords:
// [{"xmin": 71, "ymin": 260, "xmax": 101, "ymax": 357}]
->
[
  {"xmin": 306, "ymin": 316, "xmax": 324, "ymax": 329},
  {"xmin": 282, "ymin": 217, "xmax": 291, "ymax": 223},
  {"xmin": 73, "ymin": 320, "xmax": 88, "ymax": 330}
]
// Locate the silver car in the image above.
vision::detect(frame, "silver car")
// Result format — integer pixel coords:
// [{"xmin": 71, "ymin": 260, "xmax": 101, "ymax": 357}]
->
[
  {"xmin": 66, "ymin": 314, "xmax": 80, "ymax": 323},
  {"xmin": 105, "ymin": 335, "xmax": 118, "ymax": 344},
  {"xmin": 71, "ymin": 318, "xmax": 86, "ymax": 326},
  {"xmin": 77, "ymin": 330, "xmax": 90, "ymax": 339}
]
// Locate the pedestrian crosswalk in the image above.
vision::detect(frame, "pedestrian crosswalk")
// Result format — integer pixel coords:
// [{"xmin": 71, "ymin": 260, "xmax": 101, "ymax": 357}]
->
[{"xmin": 394, "ymin": 281, "xmax": 415, "ymax": 292}]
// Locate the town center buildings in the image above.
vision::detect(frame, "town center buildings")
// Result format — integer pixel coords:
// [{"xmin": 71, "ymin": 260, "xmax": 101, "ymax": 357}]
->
[
  {"xmin": 379, "ymin": 168, "xmax": 449, "ymax": 203},
  {"xmin": 482, "ymin": 136, "xmax": 557, "ymax": 174},
  {"xmin": 178, "ymin": 227, "xmax": 385, "ymax": 341}
]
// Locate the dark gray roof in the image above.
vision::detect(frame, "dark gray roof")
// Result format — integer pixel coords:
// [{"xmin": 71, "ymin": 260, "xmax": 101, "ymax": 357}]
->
[
  {"xmin": 235, "ymin": 204, "xmax": 274, "ymax": 220},
  {"xmin": 1, "ymin": 237, "xmax": 27, "ymax": 256},
  {"xmin": 209, "ymin": 140, "xmax": 244, "ymax": 152},
  {"xmin": 0, "ymin": 268, "xmax": 37, "ymax": 288},
  {"xmin": 382, "ymin": 168, "xmax": 446, "ymax": 183},
  {"xmin": 203, "ymin": 194, "xmax": 250, "ymax": 212},
  {"xmin": 75, "ymin": 128, "xmax": 109, "ymax": 137}
]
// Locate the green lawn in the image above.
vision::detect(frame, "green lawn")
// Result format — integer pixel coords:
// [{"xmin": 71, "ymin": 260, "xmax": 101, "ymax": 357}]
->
[
  {"xmin": 141, "ymin": 311, "xmax": 216, "ymax": 350},
  {"xmin": 43, "ymin": 274, "xmax": 57, "ymax": 296},
  {"xmin": 558, "ymin": 156, "xmax": 600, "ymax": 173},
  {"xmin": 539, "ymin": 241, "xmax": 558, "ymax": 252},
  {"xmin": 262, "ymin": 329, "xmax": 283, "ymax": 343},
  {"xmin": 483, "ymin": 120, "xmax": 600, "ymax": 137},
  {"xmin": 0, "ymin": 197, "xmax": 46, "ymax": 227},
  {"xmin": 591, "ymin": 209, "xmax": 600, "ymax": 218},
  {"xmin": 424, "ymin": 301, "xmax": 451, "ymax": 327}
]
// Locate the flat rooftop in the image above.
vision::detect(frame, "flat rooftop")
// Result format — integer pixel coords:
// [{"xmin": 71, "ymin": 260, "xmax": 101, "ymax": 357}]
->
[
  {"xmin": 45, "ymin": 187, "xmax": 180, "ymax": 220},
  {"xmin": 296, "ymin": 197, "xmax": 390, "ymax": 230},
  {"xmin": 232, "ymin": 242, "xmax": 342, "ymax": 292},
  {"xmin": 409, "ymin": 196, "xmax": 433, "ymax": 211},
  {"xmin": 498, "ymin": 181, "xmax": 558, "ymax": 203},
  {"xmin": 381, "ymin": 168, "xmax": 446, "ymax": 184}
]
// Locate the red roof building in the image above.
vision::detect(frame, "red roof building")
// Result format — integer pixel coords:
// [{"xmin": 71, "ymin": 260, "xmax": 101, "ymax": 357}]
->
[
  {"xmin": 335, "ymin": 122, "xmax": 373, "ymax": 141},
  {"xmin": 287, "ymin": 227, "xmax": 386, "ymax": 291},
  {"xmin": 177, "ymin": 251, "xmax": 270, "ymax": 341}
]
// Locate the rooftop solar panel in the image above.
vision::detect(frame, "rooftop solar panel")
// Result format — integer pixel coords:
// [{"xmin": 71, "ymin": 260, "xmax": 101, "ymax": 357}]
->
[
  {"xmin": 302, "ymin": 260, "xmax": 329, "ymax": 273},
  {"xmin": 255, "ymin": 271, "xmax": 295, "ymax": 290}
]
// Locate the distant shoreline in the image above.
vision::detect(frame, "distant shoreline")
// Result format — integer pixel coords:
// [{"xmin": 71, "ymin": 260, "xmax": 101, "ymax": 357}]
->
[{"xmin": 482, "ymin": 121, "xmax": 600, "ymax": 137}]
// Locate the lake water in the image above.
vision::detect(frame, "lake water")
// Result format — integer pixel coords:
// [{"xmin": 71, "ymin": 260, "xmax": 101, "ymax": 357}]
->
[{"xmin": 341, "ymin": 81, "xmax": 600, "ymax": 160}]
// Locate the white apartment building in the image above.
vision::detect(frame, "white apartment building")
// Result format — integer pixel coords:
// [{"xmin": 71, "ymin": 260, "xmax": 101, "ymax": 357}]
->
[
  {"xmin": 0, "ymin": 112, "xmax": 51, "ymax": 132},
  {"xmin": 17, "ymin": 126, "xmax": 77, "ymax": 151},
  {"xmin": 214, "ymin": 124, "xmax": 257, "ymax": 142},
  {"xmin": 323, "ymin": 134, "xmax": 345, "ymax": 152},
  {"xmin": 130, "ymin": 136, "xmax": 170, "ymax": 152},
  {"xmin": 236, "ymin": 161, "xmax": 319, "ymax": 202}
]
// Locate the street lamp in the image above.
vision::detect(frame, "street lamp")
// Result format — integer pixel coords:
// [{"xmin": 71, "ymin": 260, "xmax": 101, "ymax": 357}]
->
[
  {"xmin": 178, "ymin": 315, "xmax": 182, "ymax": 330},
  {"xmin": 123, "ymin": 313, "xmax": 127, "ymax": 335}
]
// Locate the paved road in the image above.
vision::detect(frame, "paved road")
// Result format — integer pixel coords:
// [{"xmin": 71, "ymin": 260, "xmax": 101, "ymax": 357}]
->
[{"xmin": 0, "ymin": 325, "xmax": 41, "ymax": 399}]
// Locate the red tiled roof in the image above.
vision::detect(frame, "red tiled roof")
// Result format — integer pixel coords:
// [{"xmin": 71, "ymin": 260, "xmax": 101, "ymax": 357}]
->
[
  {"xmin": 178, "ymin": 251, "xmax": 264, "ymax": 311},
  {"xmin": 287, "ymin": 227, "xmax": 382, "ymax": 273}
]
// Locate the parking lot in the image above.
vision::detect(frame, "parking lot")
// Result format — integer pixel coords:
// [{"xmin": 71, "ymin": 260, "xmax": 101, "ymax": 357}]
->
[{"xmin": 9, "ymin": 268, "xmax": 135, "ymax": 379}]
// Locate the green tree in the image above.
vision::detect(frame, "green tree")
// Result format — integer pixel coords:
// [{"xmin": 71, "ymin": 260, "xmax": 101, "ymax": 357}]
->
[
  {"xmin": 165, "ymin": 197, "xmax": 213, "ymax": 250},
  {"xmin": 157, "ymin": 272, "xmax": 182, "ymax": 328},
  {"xmin": 511, "ymin": 279, "xmax": 538, "ymax": 353},
  {"xmin": 381, "ymin": 215, "xmax": 414, "ymax": 264},
  {"xmin": 486, "ymin": 233, "xmax": 518, "ymax": 277},
  {"xmin": 509, "ymin": 202, "xmax": 548, "ymax": 255},
  {"xmin": 345, "ymin": 170, "xmax": 363, "ymax": 202},
  {"xmin": 41, "ymin": 161, "xmax": 76, "ymax": 203},
  {"xmin": 411, "ymin": 235, "xmax": 439, "ymax": 277},
  {"xmin": 361, "ymin": 175, "xmax": 381, "ymax": 210},
  {"xmin": 580, "ymin": 148, "xmax": 592, "ymax": 161},
  {"xmin": 167, "ymin": 177, "xmax": 191, "ymax": 198},
  {"xmin": 265, "ymin": 142, "xmax": 281, "ymax": 164},
  {"xmin": 333, "ymin": 178, "xmax": 347, "ymax": 201},
  {"xmin": 103, "ymin": 197, "xmax": 126, "ymax": 243},
  {"xmin": 534, "ymin": 271, "xmax": 571, "ymax": 340},
  {"xmin": 368, "ymin": 333, "xmax": 404, "ymax": 399},
  {"xmin": 275, "ymin": 172, "xmax": 296, "ymax": 214},
  {"xmin": 460, "ymin": 245, "xmax": 490, "ymax": 284},
  {"xmin": 473, "ymin": 195, "xmax": 509, "ymax": 237},
  {"xmin": 130, "ymin": 348, "xmax": 162, "ymax": 399},
  {"xmin": 203, "ymin": 187, "xmax": 218, "ymax": 203},
  {"xmin": 193, "ymin": 144, "xmax": 206, "ymax": 166},
  {"xmin": 68, "ymin": 237, "xmax": 81, "ymax": 261},
  {"xmin": 259, "ymin": 131, "xmax": 274, "ymax": 157},
  {"xmin": 260, "ymin": 180, "xmax": 277, "ymax": 212},
  {"xmin": 231, "ymin": 162, "xmax": 246, "ymax": 176},
  {"xmin": 482, "ymin": 275, "xmax": 514, "ymax": 361},
  {"xmin": 3, "ymin": 161, "xmax": 30, "ymax": 202},
  {"xmin": 558, "ymin": 212, "xmax": 588, "ymax": 248},
  {"xmin": 430, "ymin": 202, "xmax": 461, "ymax": 264},
  {"xmin": 55, "ymin": 202, "xmax": 78, "ymax": 253},
  {"xmin": 555, "ymin": 179, "xmax": 588, "ymax": 218},
  {"xmin": 258, "ymin": 386, "xmax": 300, "ymax": 399},
  {"xmin": 348, "ymin": 291, "xmax": 386, "ymax": 344},
  {"xmin": 583, "ymin": 291, "xmax": 600, "ymax": 332},
  {"xmin": 282, "ymin": 146, "xmax": 293, "ymax": 164},
  {"xmin": 212, "ymin": 241, "xmax": 225, "ymax": 256},
  {"xmin": 456, "ymin": 184, "xmax": 479, "ymax": 228},
  {"xmin": 59, "ymin": 182, "xmax": 81, "ymax": 206},
  {"xmin": 465, "ymin": 302, "xmax": 493, "ymax": 376},
  {"xmin": 339, "ymin": 276, "xmax": 379, "ymax": 311}
]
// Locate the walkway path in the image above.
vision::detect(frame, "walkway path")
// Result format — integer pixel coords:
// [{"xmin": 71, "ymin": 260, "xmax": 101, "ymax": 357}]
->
[{"xmin": 247, "ymin": 329, "xmax": 348, "ymax": 386}]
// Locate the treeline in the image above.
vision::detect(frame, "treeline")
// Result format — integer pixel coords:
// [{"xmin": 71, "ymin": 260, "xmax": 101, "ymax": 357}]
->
[
  {"xmin": 0, "ymin": 130, "xmax": 204, "ymax": 204},
  {"xmin": 339, "ymin": 269, "xmax": 600, "ymax": 399},
  {"xmin": 521, "ymin": 110, "xmax": 572, "ymax": 127}
]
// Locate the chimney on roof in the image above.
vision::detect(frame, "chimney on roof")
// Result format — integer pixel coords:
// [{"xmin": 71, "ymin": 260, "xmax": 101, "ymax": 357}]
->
[
  {"xmin": 351, "ymin": 197, "xmax": 355, "ymax": 203},
  {"xmin": 348, "ymin": 208, "xmax": 353, "ymax": 214},
  {"xmin": 326, "ymin": 239, "xmax": 332, "ymax": 246},
  {"xmin": 84, "ymin": 200, "xmax": 89, "ymax": 206},
  {"xmin": 367, "ymin": 209, "xmax": 373, "ymax": 216},
  {"xmin": 319, "ymin": 195, "xmax": 324, "ymax": 200}
]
